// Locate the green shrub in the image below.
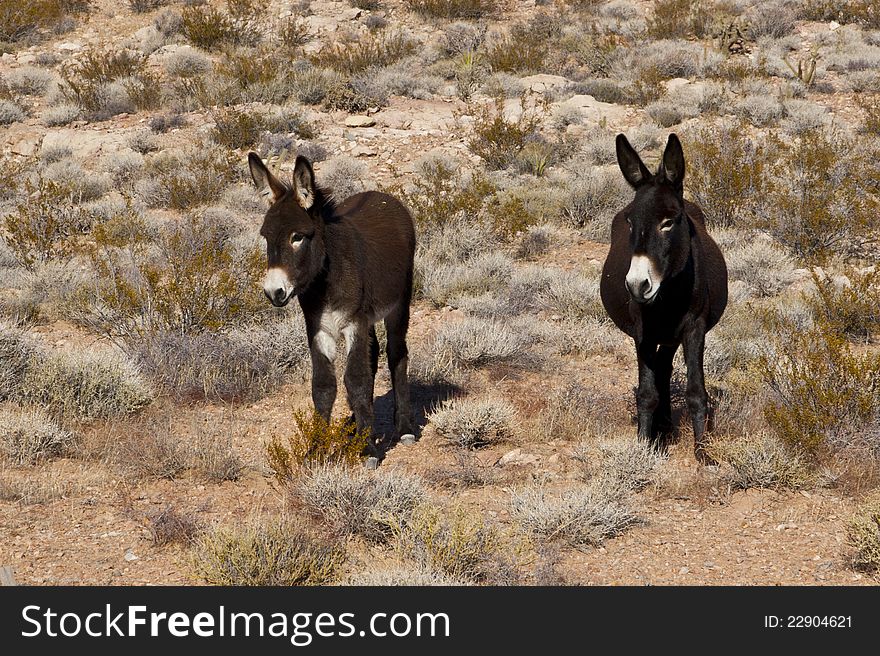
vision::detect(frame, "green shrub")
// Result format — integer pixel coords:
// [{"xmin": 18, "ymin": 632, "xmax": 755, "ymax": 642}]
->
[
  {"xmin": 311, "ymin": 31, "xmax": 416, "ymax": 75},
  {"xmin": 0, "ymin": 0, "xmax": 90, "ymax": 43},
  {"xmin": 3, "ymin": 176, "xmax": 95, "ymax": 270},
  {"xmin": 761, "ymin": 316, "xmax": 880, "ymax": 458},
  {"xmin": 405, "ymin": 0, "xmax": 495, "ymax": 19},
  {"xmin": 181, "ymin": 4, "xmax": 257, "ymax": 50},
  {"xmin": 468, "ymin": 93, "xmax": 545, "ymax": 170},
  {"xmin": 191, "ymin": 520, "xmax": 344, "ymax": 585},
  {"xmin": 646, "ymin": 0, "xmax": 714, "ymax": 39},
  {"xmin": 78, "ymin": 214, "xmax": 264, "ymax": 338},
  {"xmin": 809, "ymin": 268, "xmax": 880, "ymax": 340},
  {"xmin": 266, "ymin": 411, "xmax": 369, "ymax": 480},
  {"xmin": 847, "ymin": 493, "xmax": 880, "ymax": 570}
]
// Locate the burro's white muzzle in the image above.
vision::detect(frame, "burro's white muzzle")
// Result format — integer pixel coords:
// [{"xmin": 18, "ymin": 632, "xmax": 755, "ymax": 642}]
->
[
  {"xmin": 625, "ymin": 254, "xmax": 662, "ymax": 303},
  {"xmin": 263, "ymin": 267, "xmax": 294, "ymax": 307}
]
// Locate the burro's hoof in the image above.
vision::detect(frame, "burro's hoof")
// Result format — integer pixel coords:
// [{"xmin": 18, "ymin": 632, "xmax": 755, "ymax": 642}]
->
[
  {"xmin": 365, "ymin": 457, "xmax": 379, "ymax": 470},
  {"xmin": 400, "ymin": 433, "xmax": 416, "ymax": 446}
]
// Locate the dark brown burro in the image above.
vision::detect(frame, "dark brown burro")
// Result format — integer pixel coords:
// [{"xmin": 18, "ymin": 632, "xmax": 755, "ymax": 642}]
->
[
  {"xmin": 600, "ymin": 134, "xmax": 728, "ymax": 463},
  {"xmin": 248, "ymin": 152, "xmax": 416, "ymax": 456}
]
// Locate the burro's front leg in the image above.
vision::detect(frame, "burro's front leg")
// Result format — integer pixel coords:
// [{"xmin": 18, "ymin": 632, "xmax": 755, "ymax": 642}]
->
[
  {"xmin": 635, "ymin": 340, "xmax": 660, "ymax": 443},
  {"xmin": 309, "ymin": 328, "xmax": 337, "ymax": 423},
  {"xmin": 343, "ymin": 321, "xmax": 377, "ymax": 456},
  {"xmin": 682, "ymin": 323, "xmax": 714, "ymax": 464}
]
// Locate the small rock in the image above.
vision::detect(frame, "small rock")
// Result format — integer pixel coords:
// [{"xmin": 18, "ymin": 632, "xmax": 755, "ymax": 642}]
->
[
  {"xmin": 678, "ymin": 566, "xmax": 690, "ymax": 575},
  {"xmin": 498, "ymin": 448, "xmax": 540, "ymax": 467},
  {"xmin": 365, "ymin": 457, "xmax": 379, "ymax": 470},
  {"xmin": 342, "ymin": 7, "xmax": 362, "ymax": 20},
  {"xmin": 345, "ymin": 115, "xmax": 376, "ymax": 128},
  {"xmin": 123, "ymin": 549, "xmax": 139, "ymax": 563},
  {"xmin": 400, "ymin": 434, "xmax": 416, "ymax": 446}
]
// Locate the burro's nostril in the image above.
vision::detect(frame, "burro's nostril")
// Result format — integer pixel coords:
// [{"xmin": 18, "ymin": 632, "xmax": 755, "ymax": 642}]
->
[
  {"xmin": 273, "ymin": 288, "xmax": 286, "ymax": 303},
  {"xmin": 638, "ymin": 278, "xmax": 651, "ymax": 296}
]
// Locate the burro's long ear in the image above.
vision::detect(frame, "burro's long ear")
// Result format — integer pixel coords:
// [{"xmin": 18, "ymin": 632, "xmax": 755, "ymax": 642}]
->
[
  {"xmin": 616, "ymin": 134, "xmax": 652, "ymax": 189},
  {"xmin": 659, "ymin": 133, "xmax": 685, "ymax": 192},
  {"xmin": 292, "ymin": 155, "xmax": 316, "ymax": 210},
  {"xmin": 248, "ymin": 152, "xmax": 287, "ymax": 204}
]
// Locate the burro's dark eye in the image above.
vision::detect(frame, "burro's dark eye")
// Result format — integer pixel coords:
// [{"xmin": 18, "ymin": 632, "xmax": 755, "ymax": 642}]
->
[
  {"xmin": 659, "ymin": 218, "xmax": 674, "ymax": 231},
  {"xmin": 290, "ymin": 233, "xmax": 304, "ymax": 244}
]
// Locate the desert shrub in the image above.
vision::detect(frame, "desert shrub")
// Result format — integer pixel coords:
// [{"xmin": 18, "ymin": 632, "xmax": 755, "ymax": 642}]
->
[
  {"xmin": 104, "ymin": 151, "xmax": 145, "ymax": 186},
  {"xmin": 646, "ymin": 0, "xmax": 714, "ymax": 39},
  {"xmin": 391, "ymin": 155, "xmax": 496, "ymax": 230},
  {"xmin": 345, "ymin": 563, "xmax": 469, "ymax": 585},
  {"xmin": 191, "ymin": 520, "xmax": 344, "ymax": 585},
  {"xmin": 847, "ymin": 493, "xmax": 880, "ymax": 570},
  {"xmin": 431, "ymin": 317, "xmax": 531, "ymax": 372},
  {"xmin": 809, "ymin": 268, "xmax": 880, "ymax": 340},
  {"xmin": 540, "ymin": 269, "xmax": 603, "ymax": 319},
  {"xmin": 0, "ymin": 321, "xmax": 39, "ymax": 400},
  {"xmin": 406, "ymin": 0, "xmax": 495, "ymax": 19},
  {"xmin": 134, "ymin": 318, "xmax": 309, "ymax": 402},
  {"xmin": 0, "ymin": 0, "xmax": 90, "ymax": 43},
  {"xmin": 44, "ymin": 159, "xmax": 109, "ymax": 201},
  {"xmin": 560, "ymin": 166, "xmax": 630, "ymax": 238},
  {"xmin": 542, "ymin": 383, "xmax": 619, "ymax": 441},
  {"xmin": 295, "ymin": 463, "xmax": 426, "ymax": 543},
  {"xmin": 485, "ymin": 23, "xmax": 547, "ymax": 73},
  {"xmin": 749, "ymin": 2, "xmax": 796, "ymax": 38},
  {"xmin": 724, "ymin": 235, "xmax": 797, "ymax": 297},
  {"xmin": 209, "ymin": 107, "xmax": 264, "ymax": 149},
  {"xmin": 164, "ymin": 47, "xmax": 211, "ymax": 77},
  {"xmin": 511, "ymin": 480, "xmax": 640, "ymax": 548},
  {"xmin": 420, "ymin": 251, "xmax": 512, "ymax": 307},
  {"xmin": 41, "ymin": 102, "xmax": 81, "ymax": 126},
  {"xmin": 733, "ymin": 94, "xmax": 784, "ymax": 127},
  {"xmin": 278, "ymin": 15, "xmax": 309, "ymax": 54},
  {"xmin": 392, "ymin": 504, "xmax": 518, "ymax": 584},
  {"xmin": 761, "ymin": 130, "xmax": 879, "ymax": 262},
  {"xmin": 320, "ymin": 157, "xmax": 369, "ymax": 202},
  {"xmin": 60, "ymin": 48, "xmax": 160, "ymax": 119},
  {"xmin": 79, "ymin": 215, "xmax": 262, "ymax": 341},
  {"xmin": 762, "ymin": 316, "xmax": 880, "ymax": 458},
  {"xmin": 428, "ymin": 397, "xmax": 515, "ymax": 448},
  {"xmin": 682, "ymin": 122, "xmax": 775, "ymax": 228},
  {"xmin": 19, "ymin": 349, "xmax": 152, "ymax": 420},
  {"xmin": 0, "ymin": 99, "xmax": 25, "ymax": 124},
  {"xmin": 128, "ymin": 0, "xmax": 165, "ymax": 11},
  {"xmin": 266, "ymin": 410, "xmax": 369, "ymax": 479},
  {"xmin": 181, "ymin": 3, "xmax": 259, "ymax": 50},
  {"xmin": 580, "ymin": 439, "xmax": 664, "ymax": 492},
  {"xmin": 143, "ymin": 142, "xmax": 239, "ymax": 209},
  {"xmin": 311, "ymin": 31, "xmax": 416, "ymax": 75},
  {"xmin": 468, "ymin": 93, "xmax": 545, "ymax": 170},
  {"xmin": 0, "ymin": 407, "xmax": 74, "ymax": 465},
  {"xmin": 143, "ymin": 505, "xmax": 202, "ymax": 547},
  {"xmin": 5, "ymin": 67, "xmax": 53, "ymax": 96},
  {"xmin": 799, "ymin": 1, "xmax": 880, "ymax": 27},
  {"xmin": 708, "ymin": 432, "xmax": 811, "ymax": 490},
  {"xmin": 0, "ymin": 467, "xmax": 75, "ymax": 505},
  {"xmin": 3, "ymin": 176, "xmax": 95, "ymax": 270}
]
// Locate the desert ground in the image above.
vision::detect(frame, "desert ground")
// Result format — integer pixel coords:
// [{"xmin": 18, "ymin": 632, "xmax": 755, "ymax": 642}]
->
[{"xmin": 1, "ymin": 0, "xmax": 879, "ymax": 585}]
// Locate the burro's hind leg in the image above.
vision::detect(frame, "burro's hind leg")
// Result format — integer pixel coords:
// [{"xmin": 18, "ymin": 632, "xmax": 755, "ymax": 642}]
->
[
  {"xmin": 343, "ymin": 320, "xmax": 378, "ymax": 456},
  {"xmin": 384, "ymin": 303, "xmax": 414, "ymax": 441},
  {"xmin": 682, "ymin": 323, "xmax": 714, "ymax": 464}
]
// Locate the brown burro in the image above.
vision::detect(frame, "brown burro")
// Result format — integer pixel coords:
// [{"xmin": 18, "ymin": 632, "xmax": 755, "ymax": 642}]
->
[
  {"xmin": 248, "ymin": 152, "xmax": 416, "ymax": 458},
  {"xmin": 600, "ymin": 134, "xmax": 728, "ymax": 463}
]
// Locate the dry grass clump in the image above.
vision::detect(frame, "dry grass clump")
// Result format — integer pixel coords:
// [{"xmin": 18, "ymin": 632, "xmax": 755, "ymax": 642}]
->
[
  {"xmin": 345, "ymin": 562, "xmax": 470, "ymax": 586},
  {"xmin": 392, "ymin": 504, "xmax": 520, "ymax": 584},
  {"xmin": 724, "ymin": 235, "xmax": 797, "ymax": 297},
  {"xmin": 19, "ymin": 349, "xmax": 152, "ymax": 420},
  {"xmin": 577, "ymin": 438, "xmax": 665, "ymax": 492},
  {"xmin": 0, "ymin": 407, "xmax": 75, "ymax": 465},
  {"xmin": 0, "ymin": 321, "xmax": 38, "ymax": 400},
  {"xmin": 134, "ymin": 318, "xmax": 309, "ymax": 402},
  {"xmin": 428, "ymin": 396, "xmax": 515, "ymax": 448},
  {"xmin": 143, "ymin": 505, "xmax": 203, "ymax": 547},
  {"xmin": 0, "ymin": 0, "xmax": 90, "ymax": 44},
  {"xmin": 511, "ymin": 480, "xmax": 640, "ymax": 548},
  {"xmin": 430, "ymin": 316, "xmax": 532, "ymax": 373},
  {"xmin": 708, "ymin": 432, "xmax": 811, "ymax": 490},
  {"xmin": 294, "ymin": 463, "xmax": 427, "ymax": 543},
  {"xmin": 846, "ymin": 493, "xmax": 880, "ymax": 570},
  {"xmin": 0, "ymin": 466, "xmax": 76, "ymax": 505},
  {"xmin": 542, "ymin": 383, "xmax": 620, "ymax": 441},
  {"xmin": 539, "ymin": 269, "xmax": 604, "ymax": 320},
  {"xmin": 142, "ymin": 142, "xmax": 240, "ymax": 210},
  {"xmin": 191, "ymin": 519, "xmax": 345, "ymax": 586},
  {"xmin": 266, "ymin": 411, "xmax": 369, "ymax": 479},
  {"xmin": 560, "ymin": 166, "xmax": 630, "ymax": 239},
  {"xmin": 311, "ymin": 31, "xmax": 417, "ymax": 75},
  {"xmin": 90, "ymin": 412, "xmax": 243, "ymax": 482}
]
